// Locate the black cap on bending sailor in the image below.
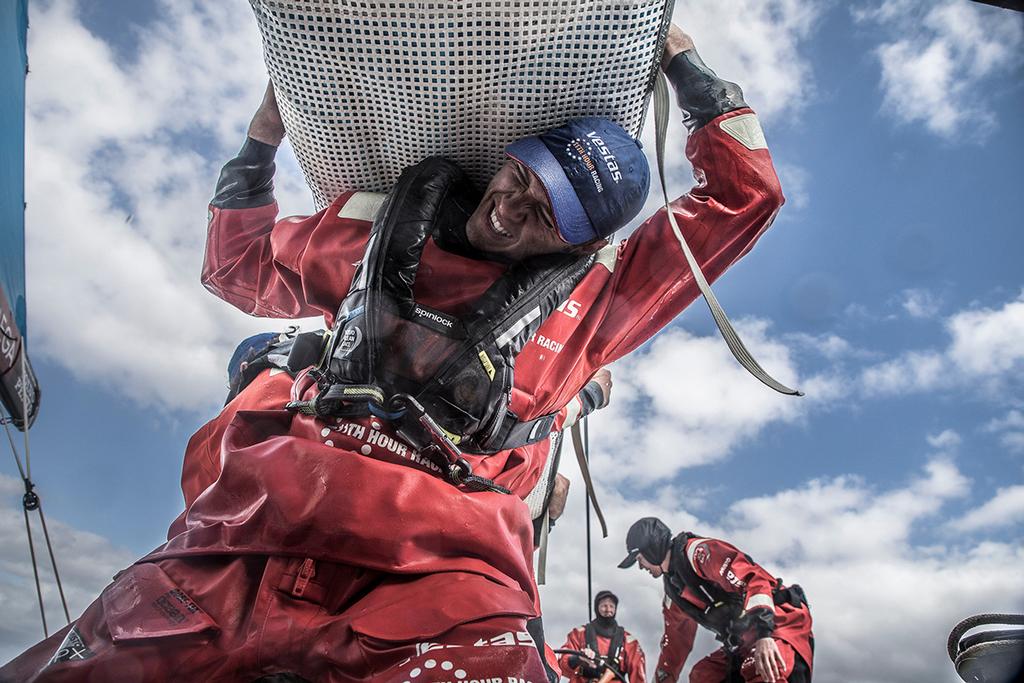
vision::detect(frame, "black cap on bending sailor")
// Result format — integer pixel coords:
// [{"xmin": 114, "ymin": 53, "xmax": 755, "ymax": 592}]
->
[{"xmin": 618, "ymin": 517, "xmax": 672, "ymax": 568}]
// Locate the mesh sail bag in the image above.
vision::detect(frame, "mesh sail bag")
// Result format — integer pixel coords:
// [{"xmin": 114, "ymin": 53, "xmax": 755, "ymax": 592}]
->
[{"xmin": 250, "ymin": 0, "xmax": 673, "ymax": 207}]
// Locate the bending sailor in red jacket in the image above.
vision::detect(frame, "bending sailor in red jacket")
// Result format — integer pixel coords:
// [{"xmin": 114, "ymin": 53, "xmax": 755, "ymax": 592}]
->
[
  {"xmin": 1, "ymin": 24, "xmax": 785, "ymax": 683},
  {"xmin": 619, "ymin": 518, "xmax": 813, "ymax": 683}
]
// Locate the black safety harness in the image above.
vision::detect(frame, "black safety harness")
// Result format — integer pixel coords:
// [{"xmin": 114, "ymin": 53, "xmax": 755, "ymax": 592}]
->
[
  {"xmin": 583, "ymin": 622, "xmax": 628, "ymax": 682},
  {"xmin": 662, "ymin": 534, "xmax": 808, "ymax": 654},
  {"xmin": 284, "ymin": 157, "xmax": 594, "ymax": 492}
]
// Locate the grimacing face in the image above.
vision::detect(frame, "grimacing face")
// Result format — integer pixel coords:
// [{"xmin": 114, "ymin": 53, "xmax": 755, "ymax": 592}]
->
[
  {"xmin": 464, "ymin": 159, "xmax": 568, "ymax": 261},
  {"xmin": 637, "ymin": 554, "xmax": 663, "ymax": 578},
  {"xmin": 596, "ymin": 597, "xmax": 617, "ymax": 618}
]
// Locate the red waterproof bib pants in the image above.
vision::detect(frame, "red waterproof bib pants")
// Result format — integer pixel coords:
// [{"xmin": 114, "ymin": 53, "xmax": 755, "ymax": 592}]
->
[{"xmin": 2, "ymin": 556, "xmax": 548, "ymax": 682}]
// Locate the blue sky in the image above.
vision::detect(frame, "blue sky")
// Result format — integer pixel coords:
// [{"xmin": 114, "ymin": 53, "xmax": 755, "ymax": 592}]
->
[{"xmin": 1, "ymin": 1, "xmax": 1022, "ymax": 681}]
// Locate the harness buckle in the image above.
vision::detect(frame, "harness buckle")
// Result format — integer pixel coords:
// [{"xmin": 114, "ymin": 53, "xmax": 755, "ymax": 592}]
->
[
  {"xmin": 388, "ymin": 394, "xmax": 462, "ymax": 463},
  {"xmin": 388, "ymin": 393, "xmax": 510, "ymax": 495}
]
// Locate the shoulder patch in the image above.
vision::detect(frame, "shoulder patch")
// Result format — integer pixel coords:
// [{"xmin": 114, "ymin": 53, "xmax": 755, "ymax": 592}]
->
[
  {"xmin": 337, "ymin": 191, "xmax": 387, "ymax": 222},
  {"xmin": 719, "ymin": 113, "xmax": 768, "ymax": 151},
  {"xmin": 686, "ymin": 538, "xmax": 711, "ymax": 569}
]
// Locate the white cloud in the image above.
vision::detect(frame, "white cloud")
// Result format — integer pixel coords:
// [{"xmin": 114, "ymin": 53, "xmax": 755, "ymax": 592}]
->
[
  {"xmin": 986, "ymin": 411, "xmax": 1024, "ymax": 433},
  {"xmin": 952, "ymin": 484, "xmax": 1024, "ymax": 533},
  {"xmin": 1000, "ymin": 433, "xmax": 1024, "ymax": 455},
  {"xmin": 901, "ymin": 288, "xmax": 941, "ymax": 319},
  {"xmin": 927, "ymin": 429, "xmax": 961, "ymax": 452},
  {"xmin": 0, "ymin": 475, "xmax": 135, "ymax": 664},
  {"xmin": 25, "ymin": 0, "xmax": 319, "ymax": 415},
  {"xmin": 670, "ymin": 0, "xmax": 821, "ymax": 122},
  {"xmin": 855, "ymin": 0, "xmax": 1024, "ymax": 139},
  {"xmin": 785, "ymin": 331, "xmax": 878, "ymax": 361},
  {"xmin": 860, "ymin": 291, "xmax": 1024, "ymax": 397},
  {"xmin": 540, "ymin": 445, "xmax": 1018, "ymax": 683},
  {"xmin": 946, "ymin": 295, "xmax": 1024, "ymax": 377},
  {"xmin": 590, "ymin": 319, "xmax": 846, "ymax": 483},
  {"xmin": 860, "ymin": 350, "xmax": 946, "ymax": 394},
  {"xmin": 775, "ymin": 162, "xmax": 810, "ymax": 210},
  {"xmin": 984, "ymin": 411, "xmax": 1024, "ymax": 455}
]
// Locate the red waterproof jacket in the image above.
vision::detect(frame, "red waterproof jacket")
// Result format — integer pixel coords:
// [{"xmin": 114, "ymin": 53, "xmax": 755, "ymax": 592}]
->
[
  {"xmin": 559, "ymin": 623, "xmax": 647, "ymax": 682},
  {"xmin": 654, "ymin": 537, "xmax": 813, "ymax": 681},
  {"xmin": 154, "ymin": 107, "xmax": 783, "ymax": 635}
]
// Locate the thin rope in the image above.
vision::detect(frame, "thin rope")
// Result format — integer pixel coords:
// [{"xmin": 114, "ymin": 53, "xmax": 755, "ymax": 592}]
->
[
  {"xmin": 948, "ymin": 613, "xmax": 1024, "ymax": 662},
  {"xmin": 2, "ymin": 417, "xmax": 28, "ymax": 480},
  {"xmin": 23, "ymin": 506, "xmax": 48, "ymax": 637},
  {"xmin": 36, "ymin": 502, "xmax": 71, "ymax": 623},
  {"xmin": 20, "ymin": 350, "xmax": 32, "ymax": 478},
  {"xmin": 5, "ymin": 356, "xmax": 70, "ymax": 627},
  {"xmin": 584, "ymin": 416, "xmax": 593, "ymax": 623}
]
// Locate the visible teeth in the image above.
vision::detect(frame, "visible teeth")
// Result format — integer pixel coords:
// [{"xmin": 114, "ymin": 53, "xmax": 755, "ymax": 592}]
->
[{"xmin": 489, "ymin": 209, "xmax": 511, "ymax": 238}]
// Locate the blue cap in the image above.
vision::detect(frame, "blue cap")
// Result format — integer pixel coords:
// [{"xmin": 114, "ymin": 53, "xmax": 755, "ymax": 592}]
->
[{"xmin": 506, "ymin": 117, "xmax": 650, "ymax": 245}]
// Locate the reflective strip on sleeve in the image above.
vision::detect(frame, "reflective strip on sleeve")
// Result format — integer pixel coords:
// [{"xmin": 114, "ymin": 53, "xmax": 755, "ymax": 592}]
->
[
  {"xmin": 745, "ymin": 593, "xmax": 774, "ymax": 611},
  {"xmin": 496, "ymin": 306, "xmax": 541, "ymax": 347}
]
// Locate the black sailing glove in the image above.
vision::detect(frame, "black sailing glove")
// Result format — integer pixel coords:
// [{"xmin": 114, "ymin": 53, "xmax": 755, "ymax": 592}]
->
[
  {"xmin": 730, "ymin": 606, "xmax": 777, "ymax": 648},
  {"xmin": 211, "ymin": 137, "xmax": 277, "ymax": 210},
  {"xmin": 664, "ymin": 49, "xmax": 748, "ymax": 132}
]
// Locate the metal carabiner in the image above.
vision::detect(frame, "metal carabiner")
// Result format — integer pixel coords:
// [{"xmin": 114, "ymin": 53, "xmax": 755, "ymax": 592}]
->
[{"xmin": 387, "ymin": 393, "xmax": 464, "ymax": 466}]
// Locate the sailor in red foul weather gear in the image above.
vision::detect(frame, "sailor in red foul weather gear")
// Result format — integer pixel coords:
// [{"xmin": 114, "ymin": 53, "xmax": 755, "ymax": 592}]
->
[
  {"xmin": 560, "ymin": 590, "xmax": 646, "ymax": 683},
  {"xmin": 620, "ymin": 518, "xmax": 813, "ymax": 683},
  {"xmin": 1, "ymin": 24, "xmax": 786, "ymax": 683}
]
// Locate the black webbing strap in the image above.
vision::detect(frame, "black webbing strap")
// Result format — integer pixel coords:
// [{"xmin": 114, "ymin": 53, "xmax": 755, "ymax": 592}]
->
[
  {"xmin": 608, "ymin": 627, "xmax": 626, "ymax": 675},
  {"xmin": 583, "ymin": 623, "xmax": 629, "ymax": 682},
  {"xmin": 478, "ymin": 410, "xmax": 558, "ymax": 453}
]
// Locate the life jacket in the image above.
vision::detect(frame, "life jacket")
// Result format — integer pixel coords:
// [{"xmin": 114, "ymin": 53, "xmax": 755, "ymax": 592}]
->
[
  {"xmin": 662, "ymin": 534, "xmax": 809, "ymax": 654},
  {"xmin": 583, "ymin": 621, "xmax": 627, "ymax": 682},
  {"xmin": 662, "ymin": 533, "xmax": 746, "ymax": 650},
  {"xmin": 287, "ymin": 156, "xmax": 595, "ymax": 485}
]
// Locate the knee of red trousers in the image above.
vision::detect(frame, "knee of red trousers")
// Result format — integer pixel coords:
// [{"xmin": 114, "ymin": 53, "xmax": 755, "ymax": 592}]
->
[{"xmin": 366, "ymin": 615, "xmax": 549, "ymax": 683}]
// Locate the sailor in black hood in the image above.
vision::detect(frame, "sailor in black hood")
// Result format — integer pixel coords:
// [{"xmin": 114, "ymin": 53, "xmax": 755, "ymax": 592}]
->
[{"xmin": 559, "ymin": 590, "xmax": 648, "ymax": 682}]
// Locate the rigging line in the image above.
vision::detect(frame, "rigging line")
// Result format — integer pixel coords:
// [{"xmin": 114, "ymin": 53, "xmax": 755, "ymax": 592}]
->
[
  {"xmin": 36, "ymin": 501, "xmax": 71, "ymax": 624},
  {"xmin": 10, "ymin": 357, "xmax": 69, "ymax": 626},
  {"xmin": 20, "ymin": 350, "xmax": 32, "ymax": 479},
  {"xmin": 22, "ymin": 506, "xmax": 48, "ymax": 637},
  {"xmin": 584, "ymin": 416, "xmax": 593, "ymax": 624},
  {"xmin": 2, "ymin": 417, "xmax": 28, "ymax": 480}
]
